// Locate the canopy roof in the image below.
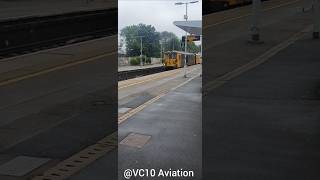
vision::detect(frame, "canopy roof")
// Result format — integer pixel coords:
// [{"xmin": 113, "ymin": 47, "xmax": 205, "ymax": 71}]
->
[{"xmin": 173, "ymin": 20, "xmax": 202, "ymax": 36}]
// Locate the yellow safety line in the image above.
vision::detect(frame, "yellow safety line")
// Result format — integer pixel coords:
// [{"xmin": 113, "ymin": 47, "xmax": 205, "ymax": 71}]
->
[
  {"xmin": 0, "ymin": 51, "xmax": 116, "ymax": 87},
  {"xmin": 203, "ymin": 25, "xmax": 311, "ymax": 94},
  {"xmin": 118, "ymin": 71, "xmax": 201, "ymax": 124},
  {"xmin": 0, "ymin": 0, "xmax": 299, "ymax": 87},
  {"xmin": 32, "ymin": 69, "xmax": 201, "ymax": 180},
  {"xmin": 203, "ymin": 0, "xmax": 301, "ymax": 29},
  {"xmin": 118, "ymin": 69, "xmax": 181, "ymax": 90},
  {"xmin": 32, "ymin": 132, "xmax": 117, "ymax": 180},
  {"xmin": 119, "ymin": 65, "xmax": 201, "ymax": 90}
]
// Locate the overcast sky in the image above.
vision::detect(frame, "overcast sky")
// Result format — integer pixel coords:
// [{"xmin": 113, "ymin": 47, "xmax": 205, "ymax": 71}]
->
[{"xmin": 119, "ymin": 0, "xmax": 202, "ymax": 38}]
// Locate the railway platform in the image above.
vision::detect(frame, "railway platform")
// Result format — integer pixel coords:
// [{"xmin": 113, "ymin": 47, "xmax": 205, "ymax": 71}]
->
[
  {"xmin": 118, "ymin": 64, "xmax": 163, "ymax": 72},
  {"xmin": 69, "ymin": 1, "xmax": 319, "ymax": 179},
  {"xmin": 0, "ymin": 36, "xmax": 116, "ymax": 83},
  {"xmin": 203, "ymin": 31, "xmax": 320, "ymax": 180},
  {"xmin": 0, "ymin": 0, "xmax": 318, "ymax": 179},
  {"xmin": 0, "ymin": 0, "xmax": 116, "ymax": 21},
  {"xmin": 70, "ymin": 66, "xmax": 202, "ymax": 180}
]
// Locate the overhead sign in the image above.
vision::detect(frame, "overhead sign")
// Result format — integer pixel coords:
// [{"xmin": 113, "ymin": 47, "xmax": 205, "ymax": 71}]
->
[{"xmin": 182, "ymin": 35, "xmax": 201, "ymax": 43}]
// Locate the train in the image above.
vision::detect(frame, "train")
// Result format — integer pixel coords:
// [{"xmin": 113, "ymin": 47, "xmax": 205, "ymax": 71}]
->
[
  {"xmin": 205, "ymin": 0, "xmax": 252, "ymax": 8},
  {"xmin": 163, "ymin": 51, "xmax": 201, "ymax": 69},
  {"xmin": 203, "ymin": 0, "xmax": 253, "ymax": 14}
]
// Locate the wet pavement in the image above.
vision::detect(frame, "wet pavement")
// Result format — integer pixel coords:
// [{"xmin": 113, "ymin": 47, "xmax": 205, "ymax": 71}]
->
[{"xmin": 203, "ymin": 34, "xmax": 320, "ymax": 179}]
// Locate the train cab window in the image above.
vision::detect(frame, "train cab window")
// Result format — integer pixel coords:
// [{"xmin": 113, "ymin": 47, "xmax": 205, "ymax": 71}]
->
[{"xmin": 170, "ymin": 52, "xmax": 177, "ymax": 59}]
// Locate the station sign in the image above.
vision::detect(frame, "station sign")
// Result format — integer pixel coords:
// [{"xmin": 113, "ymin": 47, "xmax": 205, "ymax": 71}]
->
[{"xmin": 182, "ymin": 35, "xmax": 201, "ymax": 43}]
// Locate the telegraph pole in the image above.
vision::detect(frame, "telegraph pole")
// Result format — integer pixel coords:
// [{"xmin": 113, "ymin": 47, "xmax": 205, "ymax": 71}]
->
[
  {"xmin": 160, "ymin": 40, "xmax": 163, "ymax": 62},
  {"xmin": 140, "ymin": 36, "xmax": 143, "ymax": 66},
  {"xmin": 172, "ymin": 35, "xmax": 175, "ymax": 51},
  {"xmin": 126, "ymin": 35, "xmax": 144, "ymax": 65}
]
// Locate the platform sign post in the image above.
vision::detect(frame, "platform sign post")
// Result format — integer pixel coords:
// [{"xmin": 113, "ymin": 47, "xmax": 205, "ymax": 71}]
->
[
  {"xmin": 250, "ymin": 0, "xmax": 262, "ymax": 42},
  {"xmin": 313, "ymin": 0, "xmax": 320, "ymax": 39},
  {"xmin": 184, "ymin": 3, "xmax": 188, "ymax": 78},
  {"xmin": 175, "ymin": 1, "xmax": 199, "ymax": 78}
]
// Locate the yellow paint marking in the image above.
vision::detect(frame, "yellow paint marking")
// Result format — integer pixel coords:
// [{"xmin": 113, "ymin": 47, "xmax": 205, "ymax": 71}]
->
[
  {"xmin": 118, "ymin": 69, "xmax": 181, "ymax": 90},
  {"xmin": 119, "ymin": 65, "xmax": 201, "ymax": 90},
  {"xmin": 1, "ymin": 35, "xmax": 117, "ymax": 62},
  {"xmin": 0, "ymin": 51, "xmax": 116, "ymax": 87},
  {"xmin": 203, "ymin": 25, "xmax": 311, "ymax": 95},
  {"xmin": 203, "ymin": 0, "xmax": 301, "ymax": 29},
  {"xmin": 32, "ymin": 132, "xmax": 117, "ymax": 180},
  {"xmin": 34, "ymin": 69, "xmax": 201, "ymax": 179},
  {"xmin": 118, "ymin": 93, "xmax": 165, "ymax": 124},
  {"xmin": 118, "ymin": 71, "xmax": 201, "ymax": 124}
]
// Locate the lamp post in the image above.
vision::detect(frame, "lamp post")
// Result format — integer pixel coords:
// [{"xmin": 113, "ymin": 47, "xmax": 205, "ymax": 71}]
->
[
  {"xmin": 175, "ymin": 0, "xmax": 199, "ymax": 78},
  {"xmin": 172, "ymin": 35, "xmax": 175, "ymax": 51},
  {"xmin": 126, "ymin": 35, "xmax": 144, "ymax": 65},
  {"xmin": 140, "ymin": 36, "xmax": 143, "ymax": 66},
  {"xmin": 159, "ymin": 40, "xmax": 163, "ymax": 62}
]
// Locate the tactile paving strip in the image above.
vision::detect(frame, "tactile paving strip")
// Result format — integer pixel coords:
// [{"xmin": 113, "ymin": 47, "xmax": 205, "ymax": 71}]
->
[{"xmin": 31, "ymin": 132, "xmax": 117, "ymax": 180}]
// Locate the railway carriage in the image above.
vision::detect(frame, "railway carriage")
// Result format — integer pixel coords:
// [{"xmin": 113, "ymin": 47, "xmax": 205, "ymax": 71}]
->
[
  {"xmin": 163, "ymin": 51, "xmax": 201, "ymax": 69},
  {"xmin": 204, "ymin": 0, "xmax": 252, "ymax": 10}
]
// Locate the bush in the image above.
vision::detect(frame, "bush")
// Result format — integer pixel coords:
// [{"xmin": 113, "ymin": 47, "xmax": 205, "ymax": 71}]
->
[
  {"xmin": 130, "ymin": 56, "xmax": 152, "ymax": 65},
  {"xmin": 145, "ymin": 57, "xmax": 151, "ymax": 64},
  {"xmin": 130, "ymin": 57, "xmax": 140, "ymax": 65}
]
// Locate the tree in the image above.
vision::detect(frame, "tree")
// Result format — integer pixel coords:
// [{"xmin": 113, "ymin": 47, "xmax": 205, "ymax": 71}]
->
[
  {"xmin": 160, "ymin": 31, "xmax": 200, "ymax": 53},
  {"xmin": 120, "ymin": 24, "xmax": 161, "ymax": 58},
  {"xmin": 187, "ymin": 41, "xmax": 201, "ymax": 53},
  {"xmin": 160, "ymin": 31, "xmax": 182, "ymax": 52}
]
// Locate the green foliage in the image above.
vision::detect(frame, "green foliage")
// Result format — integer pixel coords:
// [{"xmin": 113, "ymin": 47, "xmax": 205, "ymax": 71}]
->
[
  {"xmin": 130, "ymin": 57, "xmax": 141, "ymax": 65},
  {"xmin": 187, "ymin": 41, "xmax": 201, "ymax": 53},
  {"xmin": 121, "ymin": 24, "xmax": 201, "ymax": 57},
  {"xmin": 160, "ymin": 31, "xmax": 182, "ymax": 52},
  {"xmin": 121, "ymin": 24, "xmax": 161, "ymax": 58},
  {"xmin": 145, "ymin": 57, "xmax": 151, "ymax": 64},
  {"xmin": 129, "ymin": 56, "xmax": 151, "ymax": 65}
]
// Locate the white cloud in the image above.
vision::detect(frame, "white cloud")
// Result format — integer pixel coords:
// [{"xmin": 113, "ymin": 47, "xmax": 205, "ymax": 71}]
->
[{"xmin": 119, "ymin": 0, "xmax": 202, "ymax": 38}]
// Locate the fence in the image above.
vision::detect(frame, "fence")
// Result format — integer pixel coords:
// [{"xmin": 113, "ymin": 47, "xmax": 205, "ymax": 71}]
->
[{"xmin": 118, "ymin": 57, "xmax": 162, "ymax": 66}]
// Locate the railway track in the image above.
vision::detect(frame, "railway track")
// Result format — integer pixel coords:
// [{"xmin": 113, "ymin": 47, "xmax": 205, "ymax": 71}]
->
[
  {"xmin": 118, "ymin": 66, "xmax": 167, "ymax": 81},
  {"xmin": 203, "ymin": 0, "xmax": 249, "ymax": 14},
  {"xmin": 203, "ymin": 0, "xmax": 270, "ymax": 15},
  {"xmin": 0, "ymin": 8, "xmax": 117, "ymax": 59}
]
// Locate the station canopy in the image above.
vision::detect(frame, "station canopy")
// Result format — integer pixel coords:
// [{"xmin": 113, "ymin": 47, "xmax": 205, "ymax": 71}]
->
[{"xmin": 173, "ymin": 20, "xmax": 202, "ymax": 36}]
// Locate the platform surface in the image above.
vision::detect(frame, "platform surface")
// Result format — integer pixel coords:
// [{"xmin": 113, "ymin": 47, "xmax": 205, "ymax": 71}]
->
[
  {"xmin": 203, "ymin": 33, "xmax": 320, "ymax": 179},
  {"xmin": 0, "ymin": 0, "xmax": 117, "ymax": 21},
  {"xmin": 0, "ymin": 0, "xmax": 318, "ymax": 179},
  {"xmin": 70, "ymin": 71, "xmax": 202, "ymax": 180},
  {"xmin": 118, "ymin": 63, "xmax": 163, "ymax": 72}
]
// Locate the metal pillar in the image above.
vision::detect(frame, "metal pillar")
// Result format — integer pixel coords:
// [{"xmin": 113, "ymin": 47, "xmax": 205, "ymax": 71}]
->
[
  {"xmin": 313, "ymin": 0, "xmax": 320, "ymax": 39},
  {"xmin": 184, "ymin": 3, "xmax": 188, "ymax": 78},
  {"xmin": 200, "ymin": 35, "xmax": 202, "ymax": 59},
  {"xmin": 250, "ymin": 0, "xmax": 262, "ymax": 42},
  {"xmin": 160, "ymin": 41, "xmax": 163, "ymax": 62},
  {"xmin": 140, "ymin": 36, "xmax": 143, "ymax": 66}
]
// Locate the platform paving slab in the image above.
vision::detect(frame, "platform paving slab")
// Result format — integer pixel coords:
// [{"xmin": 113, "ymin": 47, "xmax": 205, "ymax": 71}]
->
[
  {"xmin": 203, "ymin": 32, "xmax": 320, "ymax": 179},
  {"xmin": 0, "ymin": 0, "xmax": 117, "ymax": 21},
  {"xmin": 0, "ymin": 156, "xmax": 50, "ymax": 177}
]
